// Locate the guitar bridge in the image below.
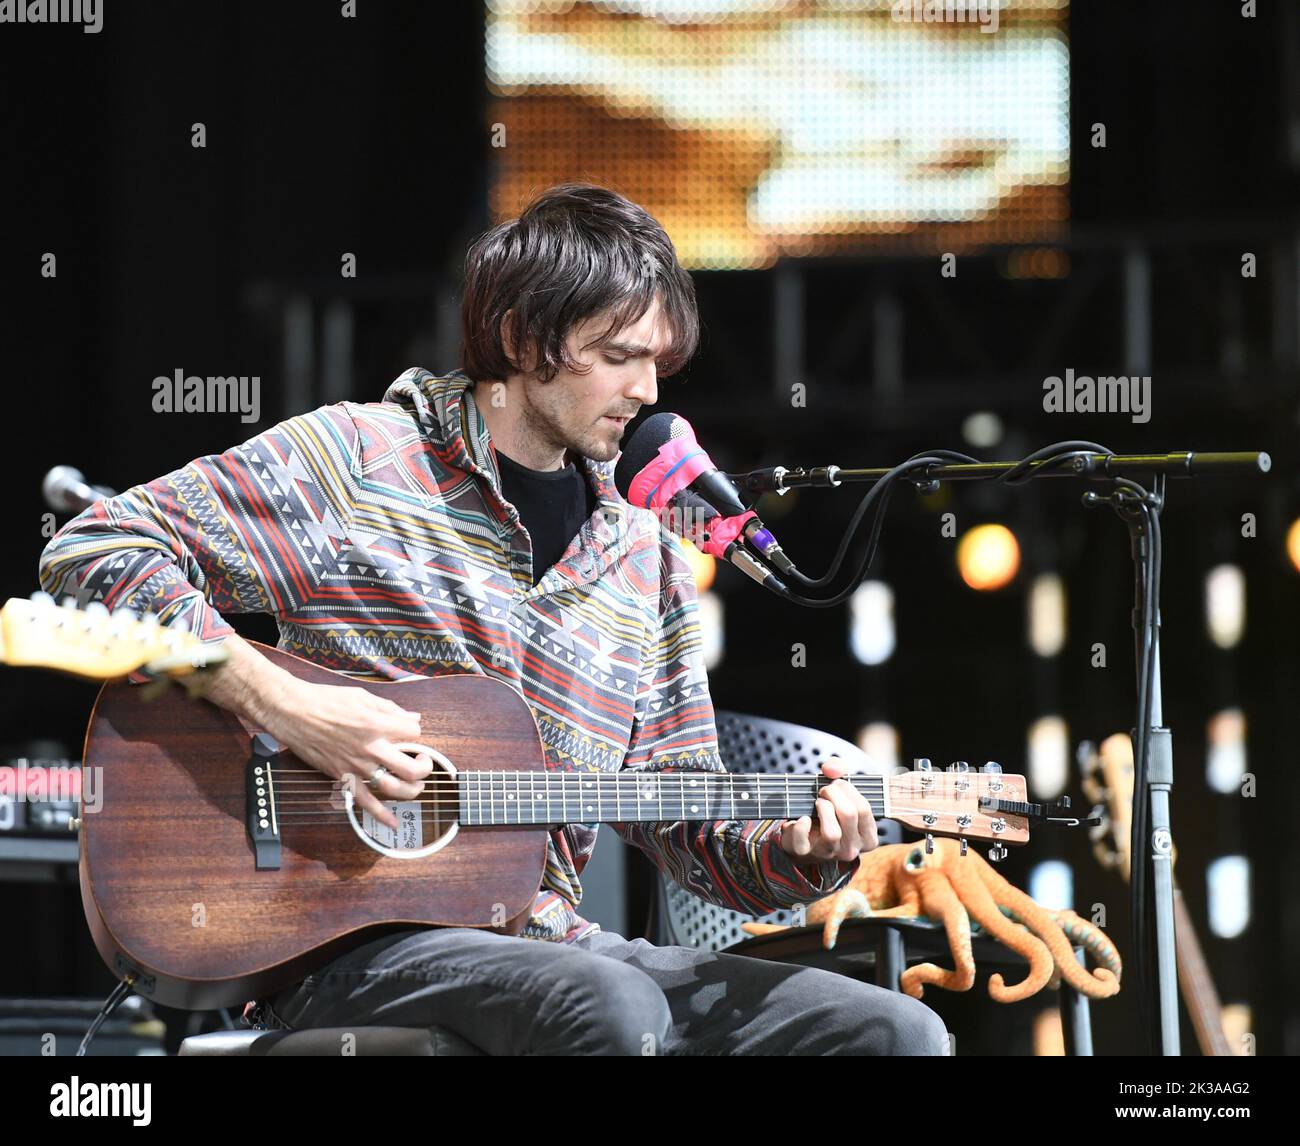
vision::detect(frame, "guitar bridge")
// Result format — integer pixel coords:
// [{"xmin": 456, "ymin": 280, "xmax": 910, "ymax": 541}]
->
[{"xmin": 247, "ymin": 733, "xmax": 282, "ymax": 870}]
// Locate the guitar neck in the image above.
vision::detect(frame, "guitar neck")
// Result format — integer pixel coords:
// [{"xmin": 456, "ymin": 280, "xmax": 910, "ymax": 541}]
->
[{"xmin": 458, "ymin": 770, "xmax": 887, "ymax": 826}]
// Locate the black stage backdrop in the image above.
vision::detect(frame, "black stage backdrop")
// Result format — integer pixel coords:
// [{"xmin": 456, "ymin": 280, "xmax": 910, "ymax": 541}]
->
[{"xmin": 0, "ymin": 0, "xmax": 1295, "ymax": 1057}]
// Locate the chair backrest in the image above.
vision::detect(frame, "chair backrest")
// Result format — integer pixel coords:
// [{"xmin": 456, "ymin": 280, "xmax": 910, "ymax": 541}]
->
[{"xmin": 653, "ymin": 711, "xmax": 901, "ymax": 951}]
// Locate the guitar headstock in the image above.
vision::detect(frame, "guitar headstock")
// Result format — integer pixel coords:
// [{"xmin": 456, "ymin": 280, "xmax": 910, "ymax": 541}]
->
[
  {"xmin": 0, "ymin": 593, "xmax": 228, "ymax": 681},
  {"xmin": 1078, "ymin": 733, "xmax": 1142, "ymax": 881},
  {"xmin": 887, "ymin": 759, "xmax": 1030, "ymax": 855}
]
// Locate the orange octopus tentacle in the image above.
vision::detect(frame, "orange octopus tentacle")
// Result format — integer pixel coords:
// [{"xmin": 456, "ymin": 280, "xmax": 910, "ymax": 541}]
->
[
  {"xmin": 937, "ymin": 844, "xmax": 1056, "ymax": 1001},
  {"xmin": 896, "ymin": 870, "xmax": 977, "ymax": 998},
  {"xmin": 740, "ymin": 922, "xmax": 786, "ymax": 936},
  {"xmin": 977, "ymin": 866, "xmax": 1121, "ymax": 999},
  {"xmin": 1045, "ymin": 908, "xmax": 1123, "ymax": 997},
  {"xmin": 1055, "ymin": 909, "xmax": 1123, "ymax": 978},
  {"xmin": 817, "ymin": 887, "xmax": 871, "ymax": 949}
]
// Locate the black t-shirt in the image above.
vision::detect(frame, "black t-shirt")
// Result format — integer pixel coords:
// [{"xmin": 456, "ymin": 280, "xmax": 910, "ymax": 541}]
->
[{"xmin": 495, "ymin": 448, "xmax": 597, "ymax": 586}]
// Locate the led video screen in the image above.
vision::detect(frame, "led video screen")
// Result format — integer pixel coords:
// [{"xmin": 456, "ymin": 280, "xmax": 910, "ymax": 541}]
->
[{"xmin": 487, "ymin": 0, "xmax": 1070, "ymax": 269}]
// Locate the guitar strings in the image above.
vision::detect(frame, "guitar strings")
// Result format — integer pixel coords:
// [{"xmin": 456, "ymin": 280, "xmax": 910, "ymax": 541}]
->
[
  {"xmin": 258, "ymin": 767, "xmax": 1000, "ymax": 836},
  {"xmin": 263, "ymin": 787, "xmax": 976, "ymax": 828},
  {"xmin": 263, "ymin": 768, "xmax": 888, "ymax": 797},
  {"xmin": 266, "ymin": 807, "xmax": 996, "ymax": 836},
  {"xmin": 266, "ymin": 773, "xmax": 889, "ymax": 811}
]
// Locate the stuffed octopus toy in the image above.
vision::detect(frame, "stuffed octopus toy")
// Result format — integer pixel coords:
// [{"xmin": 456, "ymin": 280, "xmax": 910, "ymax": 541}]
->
[{"xmin": 744, "ymin": 839, "xmax": 1121, "ymax": 1003}]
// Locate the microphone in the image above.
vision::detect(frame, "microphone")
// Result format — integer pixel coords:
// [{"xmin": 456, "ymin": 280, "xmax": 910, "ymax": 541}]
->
[
  {"xmin": 657, "ymin": 489, "xmax": 788, "ymax": 594},
  {"xmin": 42, "ymin": 466, "xmax": 116, "ymax": 514},
  {"xmin": 613, "ymin": 413, "xmax": 797, "ymax": 575}
]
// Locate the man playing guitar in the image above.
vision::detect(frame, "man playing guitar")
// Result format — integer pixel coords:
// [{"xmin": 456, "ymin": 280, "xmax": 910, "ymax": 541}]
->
[{"xmin": 39, "ymin": 183, "xmax": 950, "ymax": 1056}]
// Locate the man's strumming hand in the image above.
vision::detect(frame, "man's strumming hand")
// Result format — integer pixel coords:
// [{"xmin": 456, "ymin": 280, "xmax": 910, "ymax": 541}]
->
[{"xmin": 201, "ymin": 633, "xmax": 432, "ymax": 831}]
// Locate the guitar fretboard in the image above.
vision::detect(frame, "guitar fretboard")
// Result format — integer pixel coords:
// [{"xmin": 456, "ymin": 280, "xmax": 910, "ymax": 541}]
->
[{"xmin": 457, "ymin": 770, "xmax": 887, "ymax": 826}]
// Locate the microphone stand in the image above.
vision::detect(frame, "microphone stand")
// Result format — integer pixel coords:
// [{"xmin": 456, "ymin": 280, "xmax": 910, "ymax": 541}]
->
[{"xmin": 729, "ymin": 448, "xmax": 1270, "ymax": 1057}]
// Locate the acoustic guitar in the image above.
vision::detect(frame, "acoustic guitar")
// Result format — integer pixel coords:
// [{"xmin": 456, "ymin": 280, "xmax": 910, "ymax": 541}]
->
[{"xmin": 4, "ymin": 595, "xmax": 1035, "ymax": 1010}]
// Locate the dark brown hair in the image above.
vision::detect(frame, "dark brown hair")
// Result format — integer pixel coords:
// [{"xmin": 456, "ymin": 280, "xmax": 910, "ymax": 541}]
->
[{"xmin": 459, "ymin": 183, "xmax": 699, "ymax": 384}]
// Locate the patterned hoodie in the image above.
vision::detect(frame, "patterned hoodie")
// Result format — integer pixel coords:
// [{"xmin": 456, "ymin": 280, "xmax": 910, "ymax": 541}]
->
[{"xmin": 38, "ymin": 368, "xmax": 854, "ymax": 940}]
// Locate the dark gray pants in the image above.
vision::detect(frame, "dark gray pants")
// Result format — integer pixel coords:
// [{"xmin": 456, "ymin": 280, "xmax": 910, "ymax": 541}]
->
[{"xmin": 265, "ymin": 926, "xmax": 951, "ymax": 1056}]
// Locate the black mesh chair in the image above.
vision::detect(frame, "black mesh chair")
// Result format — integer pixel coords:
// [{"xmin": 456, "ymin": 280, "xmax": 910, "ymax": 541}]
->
[{"xmin": 648, "ymin": 710, "xmax": 1096, "ymax": 1056}]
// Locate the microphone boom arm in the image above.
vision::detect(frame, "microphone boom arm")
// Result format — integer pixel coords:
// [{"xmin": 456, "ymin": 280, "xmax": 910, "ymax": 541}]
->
[{"xmin": 729, "ymin": 450, "xmax": 1270, "ymax": 497}]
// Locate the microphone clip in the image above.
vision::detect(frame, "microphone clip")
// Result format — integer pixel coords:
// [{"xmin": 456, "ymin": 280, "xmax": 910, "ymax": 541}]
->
[{"xmin": 728, "ymin": 465, "xmax": 799, "ymax": 497}]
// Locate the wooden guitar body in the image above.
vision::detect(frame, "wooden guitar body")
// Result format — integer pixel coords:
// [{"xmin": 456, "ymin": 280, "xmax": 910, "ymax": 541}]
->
[{"xmin": 79, "ymin": 643, "xmax": 550, "ymax": 1010}]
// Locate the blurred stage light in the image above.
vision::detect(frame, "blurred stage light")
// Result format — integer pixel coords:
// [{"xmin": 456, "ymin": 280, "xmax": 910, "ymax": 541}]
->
[
  {"xmin": 849, "ymin": 580, "xmax": 895, "ymax": 665},
  {"xmin": 854, "ymin": 721, "xmax": 900, "ymax": 775},
  {"xmin": 957, "ymin": 523, "xmax": 1020, "ymax": 590},
  {"xmin": 961, "ymin": 411, "xmax": 1003, "ymax": 449},
  {"xmin": 677, "ymin": 536, "xmax": 717, "ymax": 593},
  {"xmin": 1205, "ymin": 707, "xmax": 1247, "ymax": 795},
  {"xmin": 698, "ymin": 589, "xmax": 725, "ymax": 670},
  {"xmin": 1027, "ymin": 715, "xmax": 1068, "ymax": 799},
  {"xmin": 1287, "ymin": 517, "xmax": 1300, "ymax": 572},
  {"xmin": 1028, "ymin": 572, "xmax": 1066, "ymax": 656},
  {"xmin": 1204, "ymin": 563, "xmax": 1245, "ymax": 649},
  {"xmin": 1028, "ymin": 860, "xmax": 1073, "ymax": 912},
  {"xmin": 1206, "ymin": 856, "xmax": 1250, "ymax": 940},
  {"xmin": 1002, "ymin": 247, "xmax": 1071, "ymax": 279},
  {"xmin": 1033, "ymin": 1008, "xmax": 1065, "ymax": 1057},
  {"xmin": 1220, "ymin": 1004, "xmax": 1252, "ymax": 1052}
]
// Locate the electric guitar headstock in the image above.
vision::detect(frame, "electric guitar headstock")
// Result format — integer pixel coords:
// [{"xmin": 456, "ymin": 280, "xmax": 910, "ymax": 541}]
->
[
  {"xmin": 1079, "ymin": 732, "xmax": 1178, "ymax": 882},
  {"xmin": 1079, "ymin": 734, "xmax": 1132, "ymax": 880},
  {"xmin": 0, "ymin": 593, "xmax": 228, "ymax": 682}
]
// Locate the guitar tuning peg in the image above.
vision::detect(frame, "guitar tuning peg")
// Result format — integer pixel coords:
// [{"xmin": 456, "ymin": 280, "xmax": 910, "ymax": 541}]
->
[
  {"xmin": 914, "ymin": 758, "xmax": 932, "ymax": 772},
  {"xmin": 987, "ymin": 843, "xmax": 1007, "ymax": 864},
  {"xmin": 981, "ymin": 761, "xmax": 1002, "ymax": 774},
  {"xmin": 84, "ymin": 602, "xmax": 109, "ymax": 617},
  {"xmin": 925, "ymin": 833, "xmax": 935, "ymax": 854},
  {"xmin": 947, "ymin": 760, "xmax": 970, "ymax": 773},
  {"xmin": 959, "ymin": 838, "xmax": 968, "ymax": 857},
  {"xmin": 29, "ymin": 591, "xmax": 55, "ymax": 606}
]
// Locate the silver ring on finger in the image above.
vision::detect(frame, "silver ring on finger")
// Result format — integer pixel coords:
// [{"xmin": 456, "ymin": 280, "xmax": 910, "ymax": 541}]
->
[{"xmin": 367, "ymin": 765, "xmax": 390, "ymax": 792}]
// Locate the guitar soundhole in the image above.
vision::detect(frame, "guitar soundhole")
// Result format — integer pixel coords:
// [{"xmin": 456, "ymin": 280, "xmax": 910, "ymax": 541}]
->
[
  {"xmin": 356, "ymin": 750, "xmax": 459, "ymax": 855},
  {"xmin": 293, "ymin": 749, "xmax": 460, "ymax": 857}
]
